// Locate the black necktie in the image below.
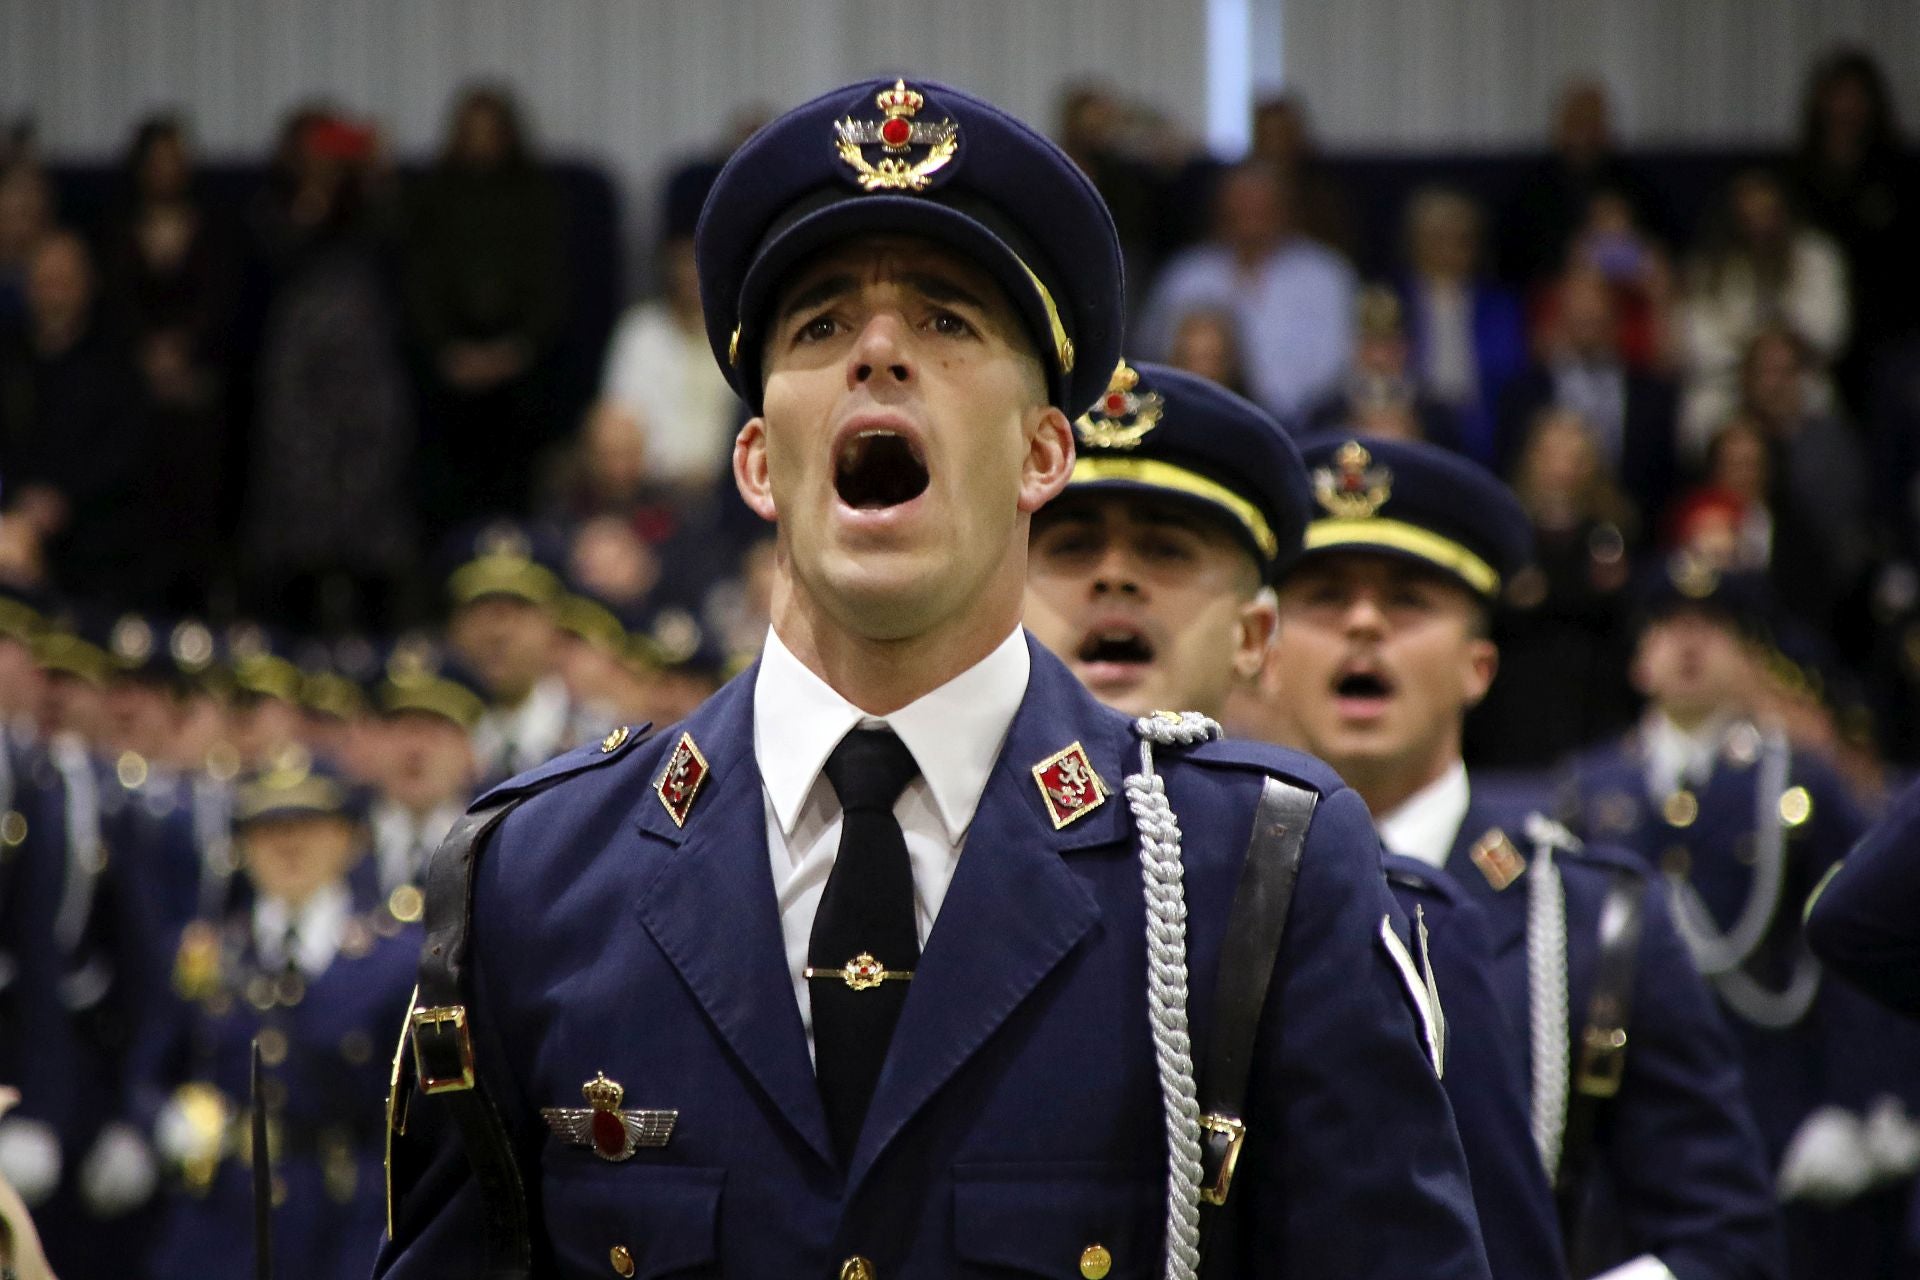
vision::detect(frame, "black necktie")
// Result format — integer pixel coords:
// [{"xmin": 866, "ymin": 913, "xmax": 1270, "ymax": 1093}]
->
[{"xmin": 808, "ymin": 727, "xmax": 921, "ymax": 1163}]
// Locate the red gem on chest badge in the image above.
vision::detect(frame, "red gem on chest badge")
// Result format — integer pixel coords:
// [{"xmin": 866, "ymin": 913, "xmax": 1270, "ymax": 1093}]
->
[
  {"xmin": 655, "ymin": 732, "xmax": 709, "ymax": 828},
  {"xmin": 541, "ymin": 1073, "xmax": 679, "ymax": 1162},
  {"xmin": 1032, "ymin": 742, "xmax": 1108, "ymax": 830}
]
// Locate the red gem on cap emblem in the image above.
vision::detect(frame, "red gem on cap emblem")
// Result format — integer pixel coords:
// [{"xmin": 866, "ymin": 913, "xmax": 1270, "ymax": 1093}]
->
[
  {"xmin": 1104, "ymin": 392, "xmax": 1130, "ymax": 417},
  {"xmin": 1032, "ymin": 742, "xmax": 1108, "ymax": 830},
  {"xmin": 655, "ymin": 732, "xmax": 709, "ymax": 828},
  {"xmin": 880, "ymin": 116, "xmax": 912, "ymax": 148}
]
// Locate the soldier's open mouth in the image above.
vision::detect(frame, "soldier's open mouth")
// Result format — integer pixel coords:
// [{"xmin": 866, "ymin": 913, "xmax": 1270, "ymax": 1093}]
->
[
  {"xmin": 1335, "ymin": 671, "xmax": 1393, "ymax": 699},
  {"xmin": 835, "ymin": 431, "xmax": 930, "ymax": 509},
  {"xmin": 1078, "ymin": 630, "xmax": 1154, "ymax": 665}
]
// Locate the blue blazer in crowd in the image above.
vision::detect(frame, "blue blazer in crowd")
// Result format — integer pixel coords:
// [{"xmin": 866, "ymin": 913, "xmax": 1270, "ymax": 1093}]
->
[{"xmin": 381, "ymin": 638, "xmax": 1489, "ymax": 1278}]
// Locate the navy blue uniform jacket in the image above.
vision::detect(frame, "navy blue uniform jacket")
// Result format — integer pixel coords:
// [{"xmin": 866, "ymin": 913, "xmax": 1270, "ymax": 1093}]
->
[
  {"xmin": 1383, "ymin": 853, "xmax": 1570, "ymax": 1280},
  {"xmin": 1450, "ymin": 798, "xmax": 1782, "ymax": 1280},
  {"xmin": 380, "ymin": 639, "xmax": 1489, "ymax": 1278},
  {"xmin": 1808, "ymin": 775, "xmax": 1920, "ymax": 1020}
]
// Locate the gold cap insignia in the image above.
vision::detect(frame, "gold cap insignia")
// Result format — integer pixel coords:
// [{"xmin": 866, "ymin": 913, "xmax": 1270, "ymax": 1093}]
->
[
  {"xmin": 833, "ymin": 80, "xmax": 960, "ymax": 192},
  {"xmin": 1313, "ymin": 441, "xmax": 1392, "ymax": 519},
  {"xmin": 1032, "ymin": 742, "xmax": 1108, "ymax": 829},
  {"xmin": 540, "ymin": 1072, "xmax": 677, "ymax": 1161},
  {"xmin": 655, "ymin": 732, "xmax": 709, "ymax": 828},
  {"xmin": 1074, "ymin": 361, "xmax": 1164, "ymax": 451},
  {"xmin": 1468, "ymin": 828, "xmax": 1526, "ymax": 892},
  {"xmin": 1668, "ymin": 550, "xmax": 1719, "ymax": 599}
]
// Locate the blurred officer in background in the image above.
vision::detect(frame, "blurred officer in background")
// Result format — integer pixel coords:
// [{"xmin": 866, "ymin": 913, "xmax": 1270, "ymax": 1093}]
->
[
  {"xmin": 1253, "ymin": 435, "xmax": 1781, "ymax": 1279},
  {"xmin": 1026, "ymin": 359, "xmax": 1568, "ymax": 1279}
]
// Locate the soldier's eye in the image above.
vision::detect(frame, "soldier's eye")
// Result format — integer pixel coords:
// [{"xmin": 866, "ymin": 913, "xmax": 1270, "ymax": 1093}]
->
[
  {"xmin": 797, "ymin": 315, "xmax": 840, "ymax": 343},
  {"xmin": 928, "ymin": 311, "xmax": 974, "ymax": 337}
]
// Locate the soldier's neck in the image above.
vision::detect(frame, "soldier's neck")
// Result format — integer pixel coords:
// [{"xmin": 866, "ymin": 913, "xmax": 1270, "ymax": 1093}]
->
[
  {"xmin": 772, "ymin": 587, "xmax": 1023, "ymax": 716},
  {"xmin": 1349, "ymin": 751, "xmax": 1462, "ymax": 827}
]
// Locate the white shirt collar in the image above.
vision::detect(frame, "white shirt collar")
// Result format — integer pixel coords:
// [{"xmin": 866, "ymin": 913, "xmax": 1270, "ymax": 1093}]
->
[
  {"xmin": 1375, "ymin": 761, "xmax": 1472, "ymax": 870},
  {"xmin": 753, "ymin": 625, "xmax": 1030, "ymax": 843},
  {"xmin": 1642, "ymin": 709, "xmax": 1734, "ymax": 796},
  {"xmin": 252, "ymin": 880, "xmax": 352, "ymax": 976}
]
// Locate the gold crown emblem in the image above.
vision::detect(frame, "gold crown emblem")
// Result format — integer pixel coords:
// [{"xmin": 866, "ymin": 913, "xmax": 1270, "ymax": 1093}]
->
[
  {"xmin": 1313, "ymin": 441, "xmax": 1392, "ymax": 519},
  {"xmin": 582, "ymin": 1072, "xmax": 624, "ymax": 1112},
  {"xmin": 1074, "ymin": 361, "xmax": 1163, "ymax": 451},
  {"xmin": 834, "ymin": 80, "xmax": 959, "ymax": 191},
  {"xmin": 1669, "ymin": 550, "xmax": 1720, "ymax": 599}
]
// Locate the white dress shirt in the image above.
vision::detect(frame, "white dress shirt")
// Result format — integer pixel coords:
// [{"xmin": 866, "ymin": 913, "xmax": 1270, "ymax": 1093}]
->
[
  {"xmin": 371, "ymin": 798, "xmax": 465, "ymax": 893},
  {"xmin": 753, "ymin": 625, "xmax": 1030, "ymax": 1056},
  {"xmin": 1641, "ymin": 710, "xmax": 1735, "ymax": 800},
  {"xmin": 1375, "ymin": 761, "xmax": 1472, "ymax": 870},
  {"xmin": 253, "ymin": 881, "xmax": 352, "ymax": 977},
  {"xmin": 471, "ymin": 674, "xmax": 574, "ymax": 777}
]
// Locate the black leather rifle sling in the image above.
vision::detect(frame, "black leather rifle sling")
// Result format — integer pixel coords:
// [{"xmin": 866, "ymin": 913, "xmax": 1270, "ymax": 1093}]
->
[
  {"xmin": 1556, "ymin": 868, "xmax": 1646, "ymax": 1263},
  {"xmin": 1197, "ymin": 777, "xmax": 1319, "ymax": 1244},
  {"xmin": 409, "ymin": 794, "xmax": 538, "ymax": 1280}
]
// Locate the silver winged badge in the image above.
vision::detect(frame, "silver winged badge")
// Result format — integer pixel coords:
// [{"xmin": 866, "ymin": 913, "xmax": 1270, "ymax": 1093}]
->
[{"xmin": 540, "ymin": 1072, "xmax": 677, "ymax": 1161}]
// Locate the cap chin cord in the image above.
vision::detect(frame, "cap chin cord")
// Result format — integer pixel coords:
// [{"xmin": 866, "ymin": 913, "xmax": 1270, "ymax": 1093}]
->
[{"xmin": 1126, "ymin": 710, "xmax": 1222, "ymax": 1280}]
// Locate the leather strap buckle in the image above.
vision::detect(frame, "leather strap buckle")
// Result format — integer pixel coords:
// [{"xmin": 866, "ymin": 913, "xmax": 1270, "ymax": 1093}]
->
[
  {"xmin": 1198, "ymin": 1112, "xmax": 1247, "ymax": 1206},
  {"xmin": 411, "ymin": 1004, "xmax": 477, "ymax": 1094},
  {"xmin": 1574, "ymin": 1025, "xmax": 1628, "ymax": 1099}
]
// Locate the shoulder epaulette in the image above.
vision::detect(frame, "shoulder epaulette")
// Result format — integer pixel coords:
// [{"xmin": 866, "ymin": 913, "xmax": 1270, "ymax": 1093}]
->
[
  {"xmin": 469, "ymin": 722, "xmax": 657, "ymax": 809},
  {"xmin": 1179, "ymin": 736, "xmax": 1344, "ymax": 795}
]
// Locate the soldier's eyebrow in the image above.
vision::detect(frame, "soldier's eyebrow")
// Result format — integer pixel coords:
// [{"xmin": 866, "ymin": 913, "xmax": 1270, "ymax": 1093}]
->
[
  {"xmin": 899, "ymin": 272, "xmax": 990, "ymax": 313},
  {"xmin": 777, "ymin": 274, "xmax": 857, "ymax": 324}
]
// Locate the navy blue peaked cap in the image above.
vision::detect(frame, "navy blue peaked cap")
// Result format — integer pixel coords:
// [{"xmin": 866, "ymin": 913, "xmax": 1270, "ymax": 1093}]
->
[
  {"xmin": 1636, "ymin": 554, "xmax": 1775, "ymax": 639},
  {"xmin": 696, "ymin": 77, "xmax": 1124, "ymax": 417},
  {"xmin": 1056, "ymin": 361, "xmax": 1310, "ymax": 577},
  {"xmin": 1291, "ymin": 435, "xmax": 1532, "ymax": 599}
]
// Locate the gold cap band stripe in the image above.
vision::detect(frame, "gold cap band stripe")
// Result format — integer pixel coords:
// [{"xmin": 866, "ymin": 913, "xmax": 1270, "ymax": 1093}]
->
[
  {"xmin": 1069, "ymin": 457, "xmax": 1279, "ymax": 560},
  {"xmin": 1304, "ymin": 518, "xmax": 1500, "ymax": 596},
  {"xmin": 1013, "ymin": 255, "xmax": 1074, "ymax": 374}
]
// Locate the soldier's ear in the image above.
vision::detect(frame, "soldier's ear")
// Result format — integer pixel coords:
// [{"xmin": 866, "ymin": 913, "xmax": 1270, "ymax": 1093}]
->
[
  {"xmin": 734, "ymin": 418, "xmax": 778, "ymax": 522},
  {"xmin": 1233, "ymin": 587, "xmax": 1279, "ymax": 680},
  {"xmin": 1016, "ymin": 407, "xmax": 1074, "ymax": 514},
  {"xmin": 1461, "ymin": 636, "xmax": 1499, "ymax": 709}
]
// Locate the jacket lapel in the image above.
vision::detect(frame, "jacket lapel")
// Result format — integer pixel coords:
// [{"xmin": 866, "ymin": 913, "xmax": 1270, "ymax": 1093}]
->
[
  {"xmin": 631, "ymin": 670, "xmax": 836, "ymax": 1167},
  {"xmin": 1447, "ymin": 798, "xmax": 1530, "ymax": 956},
  {"xmin": 846, "ymin": 640, "xmax": 1130, "ymax": 1191}
]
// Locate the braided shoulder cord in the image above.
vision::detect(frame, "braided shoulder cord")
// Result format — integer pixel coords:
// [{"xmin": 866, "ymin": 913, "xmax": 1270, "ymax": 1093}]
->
[
  {"xmin": 1524, "ymin": 839, "xmax": 1570, "ymax": 1180},
  {"xmin": 1125, "ymin": 711, "xmax": 1221, "ymax": 1280}
]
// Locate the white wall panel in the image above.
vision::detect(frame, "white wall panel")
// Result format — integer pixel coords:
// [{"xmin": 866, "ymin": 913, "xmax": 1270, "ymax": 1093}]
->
[{"xmin": 1283, "ymin": 0, "xmax": 1920, "ymax": 150}]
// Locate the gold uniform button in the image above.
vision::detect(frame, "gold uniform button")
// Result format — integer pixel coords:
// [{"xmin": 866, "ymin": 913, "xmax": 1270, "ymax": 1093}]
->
[
  {"xmin": 387, "ymin": 884, "xmax": 425, "ymax": 924},
  {"xmin": 1662, "ymin": 790, "xmax": 1699, "ymax": 829},
  {"xmin": 840, "ymin": 1257, "xmax": 875, "ymax": 1280},
  {"xmin": 1080, "ymin": 1243, "xmax": 1113, "ymax": 1279},
  {"xmin": 609, "ymin": 1243, "xmax": 635, "ymax": 1277},
  {"xmin": 1779, "ymin": 786, "xmax": 1813, "ymax": 828}
]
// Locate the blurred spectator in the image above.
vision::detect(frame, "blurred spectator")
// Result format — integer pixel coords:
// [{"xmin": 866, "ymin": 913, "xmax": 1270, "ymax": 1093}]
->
[
  {"xmin": 1466, "ymin": 406, "xmax": 1638, "ymax": 766},
  {"xmin": 1791, "ymin": 48, "xmax": 1919, "ymax": 414},
  {"xmin": 1682, "ymin": 416, "xmax": 1841, "ymax": 634},
  {"xmin": 599, "ymin": 200, "xmax": 739, "ymax": 496},
  {"xmin": 1499, "ymin": 262, "xmax": 1678, "ymax": 525},
  {"xmin": 1163, "ymin": 307, "xmax": 1249, "ymax": 398},
  {"xmin": 1737, "ymin": 326, "xmax": 1872, "ymax": 593},
  {"xmin": 0, "ymin": 230, "xmax": 150, "ymax": 603},
  {"xmin": 1248, "ymin": 93, "xmax": 1357, "ymax": 260},
  {"xmin": 406, "ymin": 84, "xmax": 565, "ymax": 530},
  {"xmin": 1397, "ymin": 186, "xmax": 1527, "ymax": 465},
  {"xmin": 1304, "ymin": 285, "xmax": 1463, "ymax": 449},
  {"xmin": 1058, "ymin": 82, "xmax": 1163, "ymax": 300},
  {"xmin": 1136, "ymin": 161, "xmax": 1356, "ymax": 425},
  {"xmin": 1680, "ymin": 168, "xmax": 1848, "ymax": 454},
  {"xmin": 1532, "ymin": 189, "xmax": 1678, "ymax": 371},
  {"xmin": 243, "ymin": 110, "xmax": 415, "ymax": 636},
  {"xmin": 0, "ymin": 161, "xmax": 53, "ymax": 328},
  {"xmin": 1502, "ymin": 78, "xmax": 1660, "ymax": 286},
  {"xmin": 102, "ymin": 114, "xmax": 240, "ymax": 614}
]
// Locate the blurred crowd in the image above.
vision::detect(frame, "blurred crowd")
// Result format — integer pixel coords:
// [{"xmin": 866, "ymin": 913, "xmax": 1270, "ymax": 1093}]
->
[{"xmin": 0, "ymin": 43, "xmax": 1916, "ymax": 1279}]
